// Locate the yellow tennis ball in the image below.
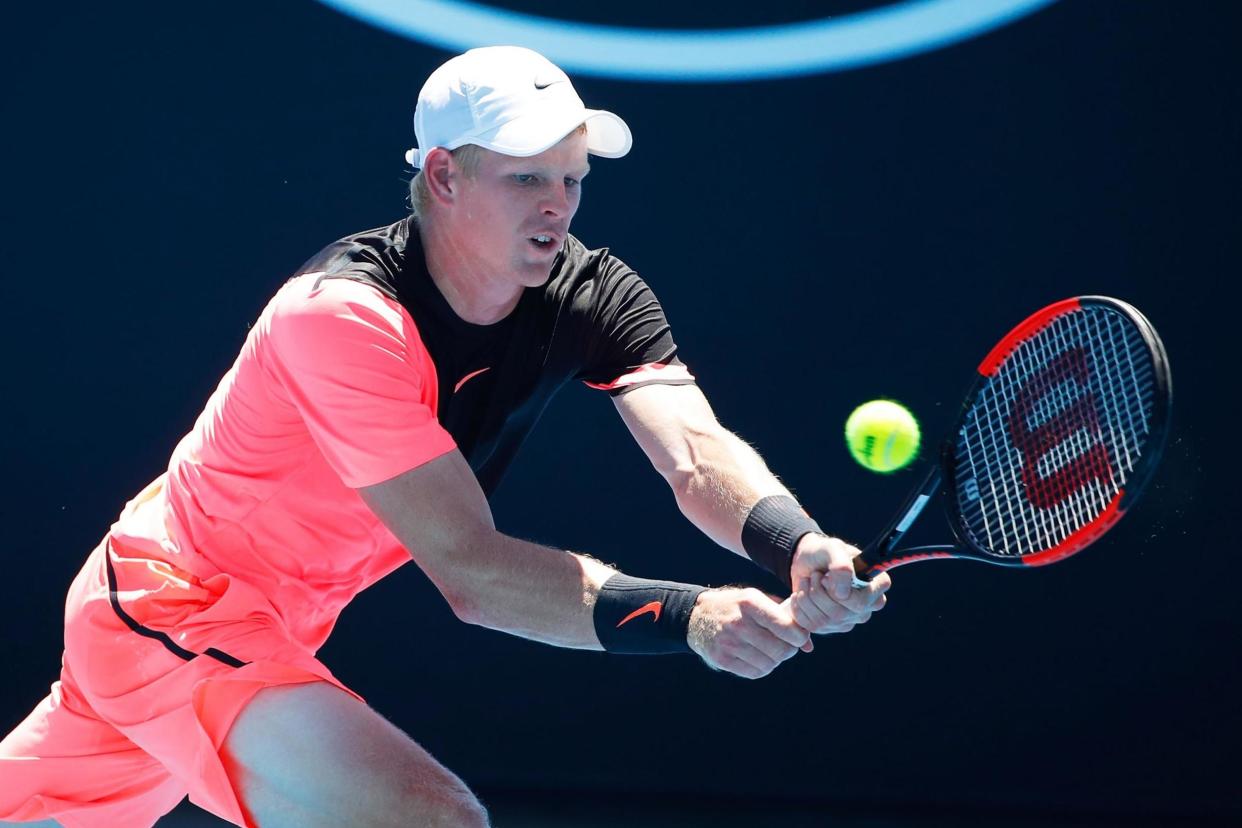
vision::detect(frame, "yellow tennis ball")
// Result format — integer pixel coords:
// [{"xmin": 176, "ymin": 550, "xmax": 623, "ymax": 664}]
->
[{"xmin": 845, "ymin": 400, "xmax": 921, "ymax": 473}]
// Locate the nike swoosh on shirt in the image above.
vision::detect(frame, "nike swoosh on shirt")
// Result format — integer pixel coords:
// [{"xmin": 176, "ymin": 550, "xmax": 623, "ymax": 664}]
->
[
  {"xmin": 453, "ymin": 366, "xmax": 492, "ymax": 393},
  {"xmin": 616, "ymin": 600, "xmax": 662, "ymax": 627}
]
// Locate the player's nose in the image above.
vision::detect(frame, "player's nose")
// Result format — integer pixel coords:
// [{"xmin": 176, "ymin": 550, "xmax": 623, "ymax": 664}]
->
[{"xmin": 540, "ymin": 183, "xmax": 571, "ymax": 217}]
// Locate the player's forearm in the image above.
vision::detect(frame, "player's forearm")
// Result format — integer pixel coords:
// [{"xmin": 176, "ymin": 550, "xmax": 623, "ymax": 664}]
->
[
  {"xmin": 667, "ymin": 425, "xmax": 794, "ymax": 557},
  {"xmin": 358, "ymin": 452, "xmax": 621, "ymax": 650},
  {"xmin": 434, "ymin": 529, "xmax": 617, "ymax": 649}
]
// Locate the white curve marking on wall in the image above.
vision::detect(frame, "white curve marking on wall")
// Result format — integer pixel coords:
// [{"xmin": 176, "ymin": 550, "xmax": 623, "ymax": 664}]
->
[{"xmin": 317, "ymin": 0, "xmax": 1058, "ymax": 81}]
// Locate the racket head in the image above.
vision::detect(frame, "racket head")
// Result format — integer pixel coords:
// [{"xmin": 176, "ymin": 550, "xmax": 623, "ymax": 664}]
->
[{"xmin": 941, "ymin": 296, "xmax": 1172, "ymax": 568}]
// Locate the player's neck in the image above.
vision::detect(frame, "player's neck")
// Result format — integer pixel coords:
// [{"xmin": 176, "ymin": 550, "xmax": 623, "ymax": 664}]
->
[{"xmin": 417, "ymin": 220, "xmax": 523, "ymax": 326}]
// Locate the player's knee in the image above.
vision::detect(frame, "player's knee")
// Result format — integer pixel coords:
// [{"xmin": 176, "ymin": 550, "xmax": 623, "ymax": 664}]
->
[
  {"xmin": 420, "ymin": 787, "xmax": 489, "ymax": 828},
  {"xmin": 380, "ymin": 760, "xmax": 489, "ymax": 828},
  {"xmin": 444, "ymin": 796, "xmax": 490, "ymax": 828}
]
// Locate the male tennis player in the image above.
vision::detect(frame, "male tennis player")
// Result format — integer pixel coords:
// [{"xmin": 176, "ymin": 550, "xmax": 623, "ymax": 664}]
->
[{"xmin": 1, "ymin": 46, "xmax": 889, "ymax": 828}]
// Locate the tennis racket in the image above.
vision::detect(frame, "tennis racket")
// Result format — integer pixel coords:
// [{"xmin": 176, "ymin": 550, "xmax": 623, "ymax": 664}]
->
[{"xmin": 852, "ymin": 296, "xmax": 1171, "ymax": 584}]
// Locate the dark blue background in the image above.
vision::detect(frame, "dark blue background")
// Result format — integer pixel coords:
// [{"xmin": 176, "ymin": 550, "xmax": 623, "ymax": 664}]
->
[{"xmin": 2, "ymin": 1, "xmax": 1237, "ymax": 821}]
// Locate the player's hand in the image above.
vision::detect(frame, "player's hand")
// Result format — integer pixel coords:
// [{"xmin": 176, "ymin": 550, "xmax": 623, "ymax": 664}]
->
[
  {"xmin": 788, "ymin": 534, "xmax": 890, "ymax": 635},
  {"xmin": 686, "ymin": 587, "xmax": 813, "ymax": 679}
]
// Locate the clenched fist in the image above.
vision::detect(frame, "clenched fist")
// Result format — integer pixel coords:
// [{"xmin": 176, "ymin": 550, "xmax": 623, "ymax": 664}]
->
[
  {"xmin": 687, "ymin": 587, "xmax": 813, "ymax": 679},
  {"xmin": 788, "ymin": 533, "xmax": 890, "ymax": 635}
]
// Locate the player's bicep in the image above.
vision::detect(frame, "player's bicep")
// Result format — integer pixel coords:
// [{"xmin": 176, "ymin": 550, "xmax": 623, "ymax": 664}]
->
[
  {"xmin": 613, "ymin": 383, "xmax": 724, "ymax": 482},
  {"xmin": 357, "ymin": 448, "xmax": 495, "ymax": 609}
]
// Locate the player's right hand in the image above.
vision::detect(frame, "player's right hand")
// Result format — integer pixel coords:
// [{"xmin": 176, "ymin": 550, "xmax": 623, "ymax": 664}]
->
[
  {"xmin": 686, "ymin": 588, "xmax": 813, "ymax": 679},
  {"xmin": 788, "ymin": 533, "xmax": 891, "ymax": 636}
]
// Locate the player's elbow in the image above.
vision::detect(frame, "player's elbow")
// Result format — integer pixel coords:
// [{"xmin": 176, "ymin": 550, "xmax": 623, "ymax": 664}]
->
[
  {"xmin": 664, "ymin": 460, "xmax": 699, "ymax": 500},
  {"xmin": 444, "ymin": 589, "xmax": 485, "ymax": 626},
  {"xmin": 436, "ymin": 567, "xmax": 499, "ymax": 628},
  {"xmin": 445, "ymin": 589, "xmax": 516, "ymax": 632},
  {"xmin": 438, "ymin": 575, "xmax": 501, "ymax": 628},
  {"xmin": 418, "ymin": 529, "xmax": 499, "ymax": 627}
]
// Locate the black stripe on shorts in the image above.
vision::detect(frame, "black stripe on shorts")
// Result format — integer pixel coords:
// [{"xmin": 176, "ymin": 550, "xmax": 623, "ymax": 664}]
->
[{"xmin": 105, "ymin": 547, "xmax": 248, "ymax": 669}]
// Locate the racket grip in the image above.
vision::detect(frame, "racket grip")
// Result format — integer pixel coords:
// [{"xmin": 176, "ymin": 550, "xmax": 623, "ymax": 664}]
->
[{"xmin": 850, "ymin": 554, "xmax": 877, "ymax": 588}]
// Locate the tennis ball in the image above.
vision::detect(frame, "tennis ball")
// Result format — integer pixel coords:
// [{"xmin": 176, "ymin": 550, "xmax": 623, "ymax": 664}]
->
[{"xmin": 844, "ymin": 400, "xmax": 921, "ymax": 473}]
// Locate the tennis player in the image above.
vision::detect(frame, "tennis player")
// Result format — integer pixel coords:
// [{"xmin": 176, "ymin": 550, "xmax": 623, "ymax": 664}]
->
[{"xmin": 1, "ymin": 46, "xmax": 890, "ymax": 828}]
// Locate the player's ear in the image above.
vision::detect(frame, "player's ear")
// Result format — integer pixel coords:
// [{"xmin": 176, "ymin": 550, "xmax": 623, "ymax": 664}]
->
[{"xmin": 422, "ymin": 147, "xmax": 457, "ymax": 206}]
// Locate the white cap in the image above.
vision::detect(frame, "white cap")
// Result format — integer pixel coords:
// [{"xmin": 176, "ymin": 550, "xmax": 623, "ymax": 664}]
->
[{"xmin": 405, "ymin": 46, "xmax": 632, "ymax": 168}]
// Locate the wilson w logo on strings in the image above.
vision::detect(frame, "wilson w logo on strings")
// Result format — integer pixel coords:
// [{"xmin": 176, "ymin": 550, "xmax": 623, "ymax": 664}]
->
[{"xmin": 1007, "ymin": 348, "xmax": 1114, "ymax": 509}]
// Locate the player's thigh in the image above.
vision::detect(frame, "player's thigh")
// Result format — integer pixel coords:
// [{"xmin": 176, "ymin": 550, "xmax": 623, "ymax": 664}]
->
[{"xmin": 221, "ymin": 681, "xmax": 488, "ymax": 828}]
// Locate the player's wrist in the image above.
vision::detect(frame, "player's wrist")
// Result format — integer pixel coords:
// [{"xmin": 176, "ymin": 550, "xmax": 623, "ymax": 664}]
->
[
  {"xmin": 789, "ymin": 532, "xmax": 831, "ymax": 578},
  {"xmin": 741, "ymin": 495, "xmax": 823, "ymax": 590},
  {"xmin": 684, "ymin": 589, "xmax": 715, "ymax": 660},
  {"xmin": 592, "ymin": 573, "xmax": 706, "ymax": 654},
  {"xmin": 793, "ymin": 531, "xmax": 829, "ymax": 558}
]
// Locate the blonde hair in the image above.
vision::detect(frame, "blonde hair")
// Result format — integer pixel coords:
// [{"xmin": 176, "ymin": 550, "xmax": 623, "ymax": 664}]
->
[{"xmin": 408, "ymin": 143, "xmax": 485, "ymax": 221}]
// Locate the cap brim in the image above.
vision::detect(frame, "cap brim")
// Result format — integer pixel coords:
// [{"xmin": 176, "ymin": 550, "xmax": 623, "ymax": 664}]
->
[
  {"xmin": 405, "ymin": 145, "xmax": 454, "ymax": 169},
  {"xmin": 404, "ymin": 107, "xmax": 631, "ymax": 168},
  {"xmin": 582, "ymin": 110, "xmax": 631, "ymax": 159}
]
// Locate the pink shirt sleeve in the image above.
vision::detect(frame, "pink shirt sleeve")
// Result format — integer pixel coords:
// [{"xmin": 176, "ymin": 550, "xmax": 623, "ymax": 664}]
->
[{"xmin": 264, "ymin": 276, "xmax": 457, "ymax": 488}]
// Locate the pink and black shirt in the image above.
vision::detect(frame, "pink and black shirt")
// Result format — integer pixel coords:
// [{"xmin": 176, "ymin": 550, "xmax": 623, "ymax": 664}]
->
[
  {"xmin": 298, "ymin": 216, "xmax": 695, "ymax": 494},
  {"xmin": 106, "ymin": 217, "xmax": 693, "ymax": 650}
]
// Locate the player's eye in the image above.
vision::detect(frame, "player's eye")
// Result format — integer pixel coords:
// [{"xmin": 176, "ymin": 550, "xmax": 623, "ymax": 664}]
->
[
  {"xmin": 512, "ymin": 174, "xmax": 536, "ymax": 184},
  {"xmin": 564, "ymin": 177, "xmax": 580, "ymax": 188}
]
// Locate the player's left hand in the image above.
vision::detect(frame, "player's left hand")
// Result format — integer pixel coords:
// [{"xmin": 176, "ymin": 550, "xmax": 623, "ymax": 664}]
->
[{"xmin": 788, "ymin": 533, "xmax": 890, "ymax": 635}]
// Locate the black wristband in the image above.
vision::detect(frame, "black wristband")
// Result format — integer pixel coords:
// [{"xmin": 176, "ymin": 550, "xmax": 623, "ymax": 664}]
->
[
  {"xmin": 592, "ymin": 574, "xmax": 706, "ymax": 654},
  {"xmin": 741, "ymin": 495, "xmax": 823, "ymax": 590}
]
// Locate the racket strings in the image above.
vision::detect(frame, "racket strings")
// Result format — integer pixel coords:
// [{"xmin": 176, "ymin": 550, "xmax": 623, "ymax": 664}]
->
[{"xmin": 955, "ymin": 306, "xmax": 1156, "ymax": 557}]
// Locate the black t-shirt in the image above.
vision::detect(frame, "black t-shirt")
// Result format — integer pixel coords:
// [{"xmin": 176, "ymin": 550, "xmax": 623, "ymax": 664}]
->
[{"xmin": 292, "ymin": 217, "xmax": 694, "ymax": 495}]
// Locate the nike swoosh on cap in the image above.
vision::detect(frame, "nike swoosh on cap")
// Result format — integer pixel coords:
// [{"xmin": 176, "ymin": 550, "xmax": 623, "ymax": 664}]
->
[
  {"xmin": 533, "ymin": 73, "xmax": 564, "ymax": 90},
  {"xmin": 616, "ymin": 600, "xmax": 662, "ymax": 627}
]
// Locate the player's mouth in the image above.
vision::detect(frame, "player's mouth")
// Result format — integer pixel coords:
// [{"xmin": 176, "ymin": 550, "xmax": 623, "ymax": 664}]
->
[{"xmin": 528, "ymin": 233, "xmax": 560, "ymax": 253}]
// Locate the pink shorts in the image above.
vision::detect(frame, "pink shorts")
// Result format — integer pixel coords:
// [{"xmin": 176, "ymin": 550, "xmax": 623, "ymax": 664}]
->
[{"xmin": 0, "ymin": 540, "xmax": 361, "ymax": 828}]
